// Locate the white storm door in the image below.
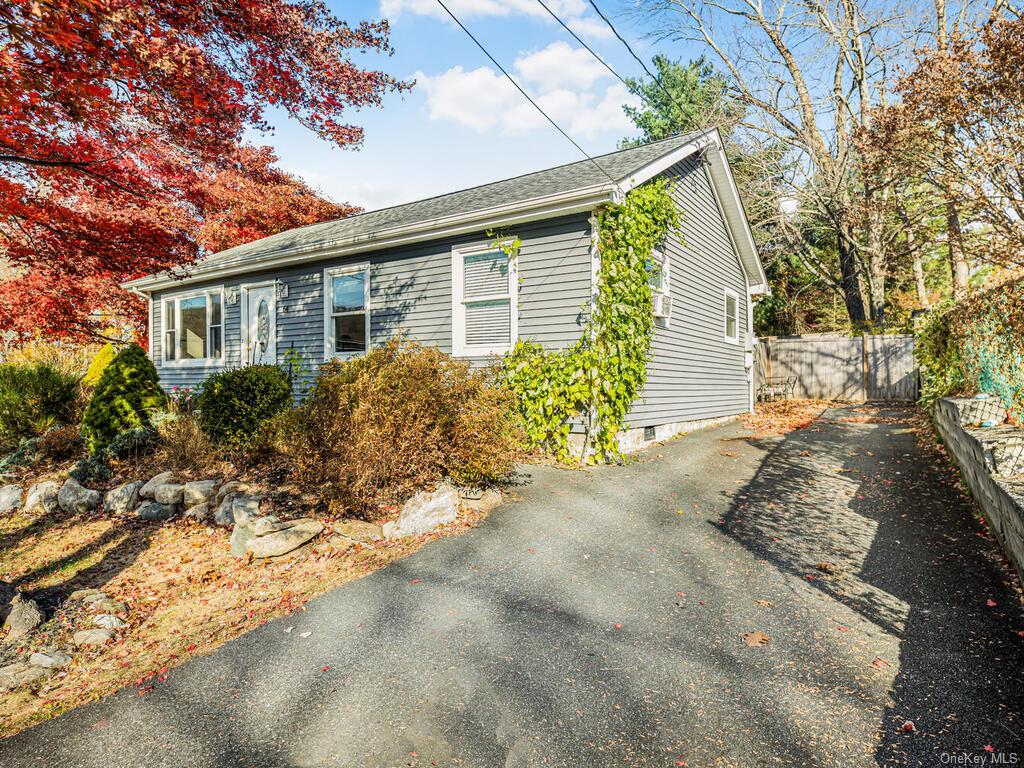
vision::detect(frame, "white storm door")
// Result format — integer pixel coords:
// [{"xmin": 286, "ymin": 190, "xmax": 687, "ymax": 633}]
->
[{"xmin": 245, "ymin": 285, "xmax": 277, "ymax": 366}]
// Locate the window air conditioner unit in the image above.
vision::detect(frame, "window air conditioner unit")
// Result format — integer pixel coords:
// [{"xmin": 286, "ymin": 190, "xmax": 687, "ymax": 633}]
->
[{"xmin": 652, "ymin": 292, "xmax": 672, "ymax": 318}]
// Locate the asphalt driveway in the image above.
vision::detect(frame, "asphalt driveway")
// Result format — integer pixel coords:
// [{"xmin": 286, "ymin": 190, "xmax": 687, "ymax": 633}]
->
[{"xmin": 1, "ymin": 404, "xmax": 1022, "ymax": 766}]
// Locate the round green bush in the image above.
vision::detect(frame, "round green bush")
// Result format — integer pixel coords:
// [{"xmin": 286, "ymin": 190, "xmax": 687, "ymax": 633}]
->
[
  {"xmin": 198, "ymin": 365, "xmax": 292, "ymax": 449},
  {"xmin": 82, "ymin": 344, "xmax": 166, "ymax": 455},
  {"xmin": 0, "ymin": 363, "xmax": 82, "ymax": 452}
]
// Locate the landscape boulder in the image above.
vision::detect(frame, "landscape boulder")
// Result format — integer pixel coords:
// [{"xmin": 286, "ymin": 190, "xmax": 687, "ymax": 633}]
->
[
  {"xmin": 213, "ymin": 495, "xmax": 235, "ymax": 526},
  {"xmin": 215, "ymin": 480, "xmax": 252, "ymax": 506},
  {"xmin": 137, "ymin": 500, "xmax": 177, "ymax": 522},
  {"xmin": 73, "ymin": 628, "xmax": 114, "ymax": 647},
  {"xmin": 3, "ymin": 593, "xmax": 44, "ymax": 641},
  {"xmin": 0, "ymin": 662, "xmax": 51, "ymax": 692},
  {"xmin": 104, "ymin": 480, "xmax": 143, "ymax": 516},
  {"xmin": 229, "ymin": 525, "xmax": 254, "ymax": 558},
  {"xmin": 184, "ymin": 479, "xmax": 219, "ymax": 508},
  {"xmin": 139, "ymin": 471, "xmax": 175, "ymax": 500},
  {"xmin": 153, "ymin": 483, "xmax": 185, "ymax": 505},
  {"xmin": 183, "ymin": 503, "xmax": 210, "ymax": 523},
  {"xmin": 383, "ymin": 483, "xmax": 460, "ymax": 538},
  {"xmin": 24, "ymin": 480, "xmax": 60, "ymax": 515},
  {"xmin": 245, "ymin": 519, "xmax": 324, "ymax": 559},
  {"xmin": 93, "ymin": 614, "xmax": 125, "ymax": 629},
  {"xmin": 29, "ymin": 650, "xmax": 72, "ymax": 669},
  {"xmin": 90, "ymin": 598, "xmax": 127, "ymax": 613},
  {"xmin": 58, "ymin": 478, "xmax": 101, "ymax": 514},
  {"xmin": 333, "ymin": 519, "xmax": 384, "ymax": 544},
  {"xmin": 231, "ymin": 495, "xmax": 261, "ymax": 528},
  {"xmin": 459, "ymin": 487, "xmax": 502, "ymax": 513},
  {"xmin": 0, "ymin": 485, "xmax": 22, "ymax": 514}
]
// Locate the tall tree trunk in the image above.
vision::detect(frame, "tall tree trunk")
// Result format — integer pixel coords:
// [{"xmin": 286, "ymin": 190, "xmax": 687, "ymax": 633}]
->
[
  {"xmin": 912, "ymin": 254, "xmax": 929, "ymax": 307},
  {"xmin": 896, "ymin": 202, "xmax": 929, "ymax": 307},
  {"xmin": 837, "ymin": 236, "xmax": 868, "ymax": 326}
]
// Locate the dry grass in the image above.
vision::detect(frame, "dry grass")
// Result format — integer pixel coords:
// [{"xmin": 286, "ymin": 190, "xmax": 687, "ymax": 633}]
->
[
  {"xmin": 740, "ymin": 399, "xmax": 840, "ymax": 436},
  {"xmin": 0, "ymin": 495, "xmax": 491, "ymax": 737}
]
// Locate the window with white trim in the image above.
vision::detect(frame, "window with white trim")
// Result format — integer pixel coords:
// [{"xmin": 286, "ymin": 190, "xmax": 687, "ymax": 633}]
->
[
  {"xmin": 161, "ymin": 289, "xmax": 223, "ymax": 364},
  {"xmin": 724, "ymin": 288, "xmax": 740, "ymax": 343},
  {"xmin": 452, "ymin": 243, "xmax": 516, "ymax": 356},
  {"xmin": 325, "ymin": 264, "xmax": 369, "ymax": 357}
]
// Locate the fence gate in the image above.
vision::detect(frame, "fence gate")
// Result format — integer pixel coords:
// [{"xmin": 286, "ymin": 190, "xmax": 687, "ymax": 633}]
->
[{"xmin": 755, "ymin": 334, "xmax": 918, "ymax": 402}]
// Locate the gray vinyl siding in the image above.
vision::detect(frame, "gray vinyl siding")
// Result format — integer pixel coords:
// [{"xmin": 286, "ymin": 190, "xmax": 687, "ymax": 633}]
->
[
  {"xmin": 625, "ymin": 154, "xmax": 750, "ymax": 427},
  {"xmin": 150, "ymin": 215, "xmax": 592, "ymax": 393}
]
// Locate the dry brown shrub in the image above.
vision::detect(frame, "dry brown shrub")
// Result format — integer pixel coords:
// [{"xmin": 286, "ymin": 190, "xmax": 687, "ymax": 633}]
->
[
  {"xmin": 294, "ymin": 340, "xmax": 523, "ymax": 513},
  {"xmin": 154, "ymin": 415, "xmax": 217, "ymax": 474},
  {"xmin": 36, "ymin": 424, "xmax": 84, "ymax": 462}
]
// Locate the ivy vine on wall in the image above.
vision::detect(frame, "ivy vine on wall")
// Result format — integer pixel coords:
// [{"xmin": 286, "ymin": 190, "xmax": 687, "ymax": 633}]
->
[{"xmin": 500, "ymin": 179, "xmax": 680, "ymax": 462}]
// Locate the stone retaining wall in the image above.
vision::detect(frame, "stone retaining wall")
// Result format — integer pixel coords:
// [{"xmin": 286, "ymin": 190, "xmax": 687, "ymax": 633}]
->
[{"xmin": 934, "ymin": 397, "xmax": 1024, "ymax": 582}]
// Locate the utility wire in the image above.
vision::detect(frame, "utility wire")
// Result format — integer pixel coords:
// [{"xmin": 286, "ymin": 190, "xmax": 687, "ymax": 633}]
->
[
  {"xmin": 585, "ymin": 0, "xmax": 691, "ymax": 119},
  {"xmin": 434, "ymin": 0, "xmax": 619, "ymax": 188},
  {"xmin": 535, "ymin": 0, "xmax": 633, "ymax": 93}
]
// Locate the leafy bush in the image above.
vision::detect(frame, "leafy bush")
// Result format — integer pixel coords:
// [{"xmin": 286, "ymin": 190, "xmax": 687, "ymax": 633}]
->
[
  {"xmin": 197, "ymin": 365, "xmax": 291, "ymax": 449},
  {"xmin": 294, "ymin": 340, "xmax": 522, "ymax": 511},
  {"xmin": 0, "ymin": 363, "xmax": 83, "ymax": 452},
  {"xmin": 105, "ymin": 427, "xmax": 158, "ymax": 461},
  {"xmin": 83, "ymin": 343, "xmax": 116, "ymax": 386},
  {"xmin": 81, "ymin": 344, "xmax": 166, "ymax": 455},
  {"xmin": 916, "ymin": 278, "xmax": 1024, "ymax": 421},
  {"xmin": 70, "ymin": 454, "xmax": 112, "ymax": 485}
]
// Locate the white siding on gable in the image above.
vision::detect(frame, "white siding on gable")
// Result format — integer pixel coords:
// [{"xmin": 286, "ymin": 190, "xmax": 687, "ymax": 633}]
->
[{"xmin": 625, "ymin": 153, "xmax": 751, "ymax": 427}]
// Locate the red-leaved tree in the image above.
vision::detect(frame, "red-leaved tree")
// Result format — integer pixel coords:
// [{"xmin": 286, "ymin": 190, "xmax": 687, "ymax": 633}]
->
[{"xmin": 0, "ymin": 0, "xmax": 408, "ymax": 341}]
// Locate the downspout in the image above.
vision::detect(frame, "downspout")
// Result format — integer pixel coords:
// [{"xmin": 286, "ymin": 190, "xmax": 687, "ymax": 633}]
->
[{"xmin": 745, "ymin": 290, "xmax": 757, "ymax": 414}]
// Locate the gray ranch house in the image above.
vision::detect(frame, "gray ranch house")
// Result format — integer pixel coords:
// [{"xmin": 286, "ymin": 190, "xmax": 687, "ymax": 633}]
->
[{"xmin": 123, "ymin": 128, "xmax": 768, "ymax": 452}]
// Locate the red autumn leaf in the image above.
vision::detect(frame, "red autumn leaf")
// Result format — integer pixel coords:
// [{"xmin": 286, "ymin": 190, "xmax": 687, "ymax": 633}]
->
[
  {"xmin": 984, "ymin": 745, "xmax": 995, "ymax": 752},
  {"xmin": 836, "ymin": 625, "xmax": 850, "ymax": 632},
  {"xmin": 409, "ymin": 579, "xmax": 422, "ymax": 585},
  {"xmin": 0, "ymin": 0, "xmax": 410, "ymax": 342},
  {"xmin": 986, "ymin": 599, "xmax": 997, "ymax": 607},
  {"xmin": 321, "ymin": 665, "xmax": 331, "ymax": 672},
  {"xmin": 613, "ymin": 623, "xmax": 623, "ymax": 630}
]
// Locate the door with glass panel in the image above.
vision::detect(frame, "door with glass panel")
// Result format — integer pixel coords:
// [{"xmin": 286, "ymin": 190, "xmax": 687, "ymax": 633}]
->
[{"xmin": 245, "ymin": 285, "xmax": 276, "ymax": 366}]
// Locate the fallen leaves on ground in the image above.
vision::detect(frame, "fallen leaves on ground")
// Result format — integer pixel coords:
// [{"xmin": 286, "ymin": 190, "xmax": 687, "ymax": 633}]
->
[
  {"xmin": 740, "ymin": 400, "xmax": 840, "ymax": 436},
  {"xmin": 742, "ymin": 630, "xmax": 770, "ymax": 647},
  {"xmin": 872, "ymin": 657, "xmax": 891, "ymax": 668}
]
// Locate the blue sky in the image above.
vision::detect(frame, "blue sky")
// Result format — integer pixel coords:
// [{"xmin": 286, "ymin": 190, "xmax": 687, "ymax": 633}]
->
[{"xmin": 246, "ymin": 0, "xmax": 703, "ymax": 212}]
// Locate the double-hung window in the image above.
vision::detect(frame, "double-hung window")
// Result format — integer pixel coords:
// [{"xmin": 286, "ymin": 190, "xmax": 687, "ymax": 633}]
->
[
  {"xmin": 161, "ymin": 290, "xmax": 224, "ymax": 364},
  {"xmin": 724, "ymin": 288, "xmax": 740, "ymax": 343},
  {"xmin": 324, "ymin": 264, "xmax": 370, "ymax": 358},
  {"xmin": 452, "ymin": 243, "xmax": 517, "ymax": 357}
]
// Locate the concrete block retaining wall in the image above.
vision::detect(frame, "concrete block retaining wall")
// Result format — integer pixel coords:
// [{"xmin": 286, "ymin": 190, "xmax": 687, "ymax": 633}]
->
[{"xmin": 934, "ymin": 397, "xmax": 1024, "ymax": 583}]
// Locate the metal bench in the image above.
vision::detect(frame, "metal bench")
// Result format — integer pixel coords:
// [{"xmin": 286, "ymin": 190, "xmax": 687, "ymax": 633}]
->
[{"xmin": 757, "ymin": 376, "xmax": 797, "ymax": 402}]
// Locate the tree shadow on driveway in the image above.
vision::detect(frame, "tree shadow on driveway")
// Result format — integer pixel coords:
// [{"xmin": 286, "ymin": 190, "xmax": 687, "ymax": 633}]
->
[{"xmin": 716, "ymin": 404, "xmax": 1024, "ymax": 764}]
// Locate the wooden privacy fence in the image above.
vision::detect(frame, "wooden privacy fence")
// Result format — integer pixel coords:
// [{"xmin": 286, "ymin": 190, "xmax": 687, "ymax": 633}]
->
[{"xmin": 754, "ymin": 334, "xmax": 918, "ymax": 401}]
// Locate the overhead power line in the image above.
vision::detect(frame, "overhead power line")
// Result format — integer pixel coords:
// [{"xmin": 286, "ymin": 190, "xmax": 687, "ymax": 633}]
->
[
  {"xmin": 585, "ymin": 0, "xmax": 691, "ymax": 118},
  {"xmin": 534, "ymin": 0, "xmax": 633, "ymax": 93},
  {"xmin": 434, "ymin": 0, "xmax": 619, "ymax": 188}
]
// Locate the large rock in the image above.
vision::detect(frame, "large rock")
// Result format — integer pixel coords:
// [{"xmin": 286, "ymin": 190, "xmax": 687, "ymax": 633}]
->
[
  {"xmin": 245, "ymin": 519, "xmax": 324, "ymax": 559},
  {"xmin": 184, "ymin": 480, "xmax": 218, "ymax": 508},
  {"xmin": 231, "ymin": 495, "xmax": 261, "ymax": 528},
  {"xmin": 183, "ymin": 502, "xmax": 210, "ymax": 523},
  {"xmin": 212, "ymin": 495, "xmax": 235, "ymax": 526},
  {"xmin": 383, "ymin": 483, "xmax": 460, "ymax": 538},
  {"xmin": 93, "ymin": 614, "xmax": 125, "ymax": 629},
  {"xmin": 0, "ymin": 580, "xmax": 16, "ymax": 625},
  {"xmin": 0, "ymin": 662, "xmax": 51, "ymax": 692},
  {"xmin": 153, "ymin": 483, "xmax": 185, "ymax": 505},
  {"xmin": 215, "ymin": 480, "xmax": 252, "ymax": 506},
  {"xmin": 459, "ymin": 487, "xmax": 502, "ymax": 513},
  {"xmin": 0, "ymin": 484, "xmax": 23, "ymax": 514},
  {"xmin": 29, "ymin": 650, "xmax": 72, "ymax": 669},
  {"xmin": 137, "ymin": 500, "xmax": 177, "ymax": 522},
  {"xmin": 104, "ymin": 480, "xmax": 143, "ymax": 516},
  {"xmin": 230, "ymin": 525, "xmax": 254, "ymax": 559},
  {"xmin": 68, "ymin": 588, "xmax": 104, "ymax": 602},
  {"xmin": 58, "ymin": 478, "xmax": 101, "ymax": 514},
  {"xmin": 73, "ymin": 628, "xmax": 114, "ymax": 647},
  {"xmin": 3, "ymin": 593, "xmax": 44, "ymax": 641},
  {"xmin": 333, "ymin": 519, "xmax": 384, "ymax": 544},
  {"xmin": 24, "ymin": 480, "xmax": 60, "ymax": 515},
  {"xmin": 249, "ymin": 515, "xmax": 292, "ymax": 536},
  {"xmin": 139, "ymin": 471, "xmax": 175, "ymax": 500},
  {"xmin": 90, "ymin": 598, "xmax": 127, "ymax": 613}
]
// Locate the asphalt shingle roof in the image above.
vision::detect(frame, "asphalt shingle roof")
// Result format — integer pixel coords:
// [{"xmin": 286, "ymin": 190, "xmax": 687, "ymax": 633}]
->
[{"xmin": 204, "ymin": 132, "xmax": 701, "ymax": 267}]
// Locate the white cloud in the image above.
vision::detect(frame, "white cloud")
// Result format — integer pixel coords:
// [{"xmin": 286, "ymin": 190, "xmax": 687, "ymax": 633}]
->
[
  {"xmin": 380, "ymin": 0, "xmax": 614, "ymax": 40},
  {"xmin": 415, "ymin": 43, "xmax": 640, "ymax": 140}
]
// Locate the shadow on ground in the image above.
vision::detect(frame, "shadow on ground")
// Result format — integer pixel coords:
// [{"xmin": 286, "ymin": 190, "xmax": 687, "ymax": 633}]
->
[{"xmin": 718, "ymin": 404, "xmax": 1024, "ymax": 764}]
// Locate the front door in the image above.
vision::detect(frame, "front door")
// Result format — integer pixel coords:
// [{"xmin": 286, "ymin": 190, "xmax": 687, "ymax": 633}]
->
[{"xmin": 245, "ymin": 285, "xmax": 276, "ymax": 366}]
